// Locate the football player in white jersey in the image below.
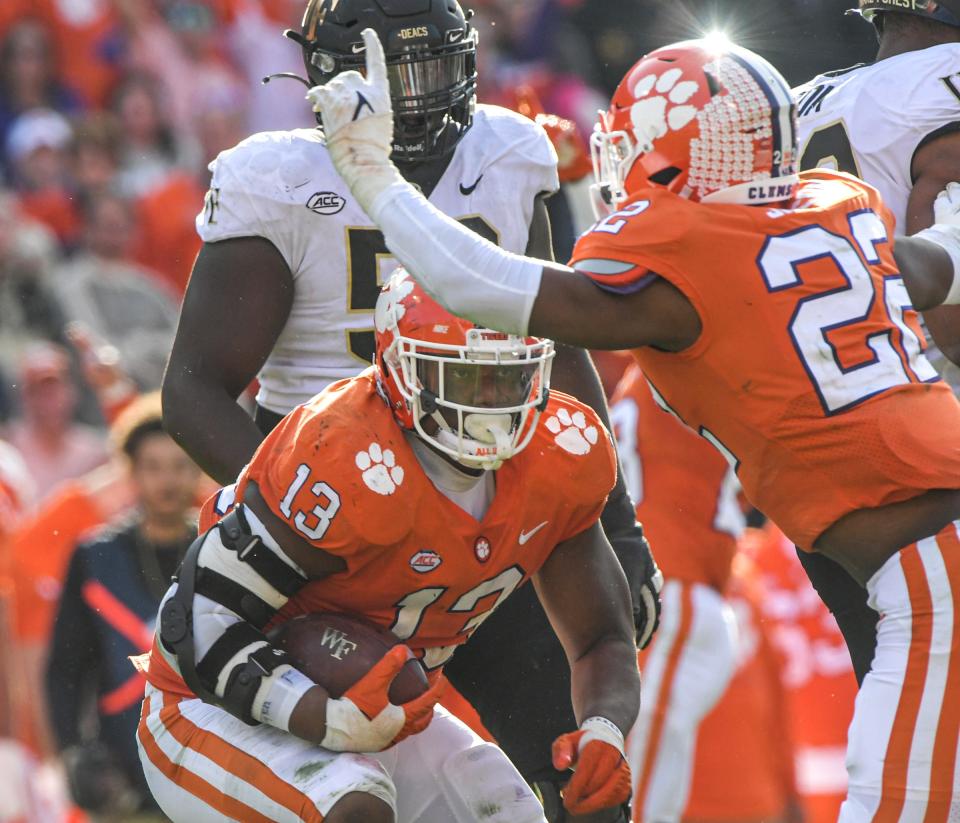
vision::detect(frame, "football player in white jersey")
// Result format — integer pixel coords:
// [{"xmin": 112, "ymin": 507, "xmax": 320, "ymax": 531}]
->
[
  {"xmin": 790, "ymin": 0, "xmax": 960, "ymax": 695},
  {"xmin": 160, "ymin": 2, "xmax": 660, "ymax": 820}
]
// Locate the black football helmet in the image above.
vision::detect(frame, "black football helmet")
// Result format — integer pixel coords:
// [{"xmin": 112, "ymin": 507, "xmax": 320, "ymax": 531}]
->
[
  {"xmin": 287, "ymin": 0, "xmax": 477, "ymax": 162},
  {"xmin": 852, "ymin": 0, "xmax": 960, "ymax": 26}
]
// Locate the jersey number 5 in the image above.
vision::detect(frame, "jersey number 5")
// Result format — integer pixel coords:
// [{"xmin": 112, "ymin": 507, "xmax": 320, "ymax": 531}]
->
[
  {"xmin": 346, "ymin": 217, "xmax": 499, "ymax": 364},
  {"xmin": 758, "ymin": 210, "xmax": 936, "ymax": 414}
]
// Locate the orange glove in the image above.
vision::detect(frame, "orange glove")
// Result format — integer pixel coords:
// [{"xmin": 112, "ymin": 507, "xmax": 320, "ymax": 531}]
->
[
  {"xmin": 552, "ymin": 717, "xmax": 632, "ymax": 816},
  {"xmin": 321, "ymin": 645, "xmax": 447, "ymax": 752}
]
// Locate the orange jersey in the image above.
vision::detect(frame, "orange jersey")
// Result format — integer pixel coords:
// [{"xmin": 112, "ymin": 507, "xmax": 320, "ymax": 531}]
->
[
  {"xmin": 739, "ymin": 525, "xmax": 855, "ymax": 821},
  {"xmin": 685, "ymin": 556, "xmax": 796, "ymax": 822},
  {"xmin": 572, "ymin": 171, "xmax": 960, "ymax": 550},
  {"xmin": 611, "ymin": 365, "xmax": 740, "ymax": 591},
  {"xmin": 146, "ymin": 369, "xmax": 616, "ymax": 694}
]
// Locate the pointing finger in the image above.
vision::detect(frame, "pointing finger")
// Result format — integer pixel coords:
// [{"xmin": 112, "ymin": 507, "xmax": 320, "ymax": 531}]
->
[{"xmin": 361, "ymin": 28, "xmax": 388, "ymax": 90}]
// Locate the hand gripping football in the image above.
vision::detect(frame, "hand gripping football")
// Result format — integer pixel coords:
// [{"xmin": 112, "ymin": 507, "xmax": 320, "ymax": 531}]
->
[{"xmin": 268, "ymin": 612, "xmax": 429, "ymax": 704}]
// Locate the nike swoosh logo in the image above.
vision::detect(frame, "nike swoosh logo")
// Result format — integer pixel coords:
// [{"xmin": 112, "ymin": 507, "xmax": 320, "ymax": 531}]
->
[
  {"xmin": 459, "ymin": 174, "xmax": 483, "ymax": 196},
  {"xmin": 518, "ymin": 521, "xmax": 549, "ymax": 545},
  {"xmin": 351, "ymin": 43, "xmax": 365, "ymax": 53}
]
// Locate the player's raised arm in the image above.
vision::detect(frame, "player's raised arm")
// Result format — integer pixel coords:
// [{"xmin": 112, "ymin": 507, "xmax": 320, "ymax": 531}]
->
[
  {"xmin": 307, "ymin": 28, "xmax": 692, "ymax": 351},
  {"xmin": 315, "ymin": 30, "xmax": 960, "ymax": 354}
]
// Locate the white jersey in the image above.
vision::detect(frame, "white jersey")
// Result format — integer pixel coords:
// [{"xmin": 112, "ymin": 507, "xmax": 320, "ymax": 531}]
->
[
  {"xmin": 795, "ymin": 44, "xmax": 960, "ymax": 392},
  {"xmin": 795, "ymin": 44, "xmax": 960, "ymax": 229},
  {"xmin": 197, "ymin": 104, "xmax": 559, "ymax": 413}
]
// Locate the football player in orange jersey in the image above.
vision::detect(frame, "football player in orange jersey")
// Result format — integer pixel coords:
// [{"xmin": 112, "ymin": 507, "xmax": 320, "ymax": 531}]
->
[
  {"xmin": 137, "ymin": 270, "xmax": 640, "ymax": 822},
  {"xmin": 609, "ymin": 366, "xmax": 742, "ymax": 823},
  {"xmin": 313, "ymin": 29, "xmax": 960, "ymax": 822}
]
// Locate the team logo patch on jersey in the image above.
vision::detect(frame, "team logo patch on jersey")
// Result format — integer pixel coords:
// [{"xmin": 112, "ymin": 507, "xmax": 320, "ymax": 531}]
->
[
  {"xmin": 546, "ymin": 408, "xmax": 599, "ymax": 456},
  {"xmin": 474, "ymin": 536, "xmax": 491, "ymax": 563},
  {"xmin": 409, "ymin": 550, "xmax": 442, "ymax": 573},
  {"xmin": 356, "ymin": 443, "xmax": 405, "ymax": 495},
  {"xmin": 306, "ymin": 191, "xmax": 346, "ymax": 215}
]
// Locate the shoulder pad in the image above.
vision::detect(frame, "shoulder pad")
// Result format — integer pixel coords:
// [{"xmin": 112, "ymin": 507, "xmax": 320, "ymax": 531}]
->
[
  {"xmin": 243, "ymin": 373, "xmax": 418, "ymax": 552},
  {"xmin": 526, "ymin": 391, "xmax": 616, "ymax": 502},
  {"xmin": 470, "ymin": 104, "xmax": 559, "ymax": 174},
  {"xmin": 209, "ymin": 129, "xmax": 330, "ymax": 204}
]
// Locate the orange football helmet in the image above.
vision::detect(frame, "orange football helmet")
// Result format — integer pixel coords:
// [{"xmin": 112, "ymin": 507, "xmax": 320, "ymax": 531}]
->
[
  {"xmin": 375, "ymin": 269, "xmax": 554, "ymax": 470},
  {"xmin": 591, "ymin": 38, "xmax": 799, "ymax": 215}
]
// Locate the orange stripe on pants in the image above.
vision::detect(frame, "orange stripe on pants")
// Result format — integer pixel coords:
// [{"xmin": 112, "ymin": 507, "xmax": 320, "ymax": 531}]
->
[
  {"xmin": 874, "ymin": 545, "xmax": 933, "ymax": 823},
  {"xmin": 137, "ymin": 694, "xmax": 279, "ymax": 823},
  {"xmin": 634, "ymin": 582, "xmax": 694, "ymax": 821},
  {"xmin": 924, "ymin": 526, "xmax": 960, "ymax": 823},
  {"xmin": 158, "ymin": 693, "xmax": 325, "ymax": 822}
]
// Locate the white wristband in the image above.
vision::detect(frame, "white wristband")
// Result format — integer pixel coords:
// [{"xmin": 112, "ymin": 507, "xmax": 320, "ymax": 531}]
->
[
  {"xmin": 579, "ymin": 716, "xmax": 625, "ymax": 754},
  {"xmin": 915, "ymin": 224, "xmax": 960, "ymax": 305},
  {"xmin": 252, "ymin": 665, "xmax": 316, "ymax": 733},
  {"xmin": 368, "ymin": 182, "xmax": 544, "ymax": 335}
]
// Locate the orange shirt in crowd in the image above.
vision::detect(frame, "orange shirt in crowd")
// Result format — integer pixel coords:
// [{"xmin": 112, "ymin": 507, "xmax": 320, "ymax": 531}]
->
[
  {"xmin": 740, "ymin": 525, "xmax": 857, "ymax": 823},
  {"xmin": 610, "ymin": 364, "xmax": 741, "ymax": 592},
  {"xmin": 36, "ymin": 0, "xmax": 123, "ymax": 110},
  {"xmin": 135, "ymin": 171, "xmax": 204, "ymax": 296},
  {"xmin": 6, "ymin": 466, "xmax": 134, "ymax": 643},
  {"xmin": 685, "ymin": 554, "xmax": 797, "ymax": 822}
]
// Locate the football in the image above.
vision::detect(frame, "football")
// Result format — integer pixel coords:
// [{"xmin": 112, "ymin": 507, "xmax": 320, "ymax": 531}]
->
[{"xmin": 268, "ymin": 613, "xmax": 429, "ymax": 704}]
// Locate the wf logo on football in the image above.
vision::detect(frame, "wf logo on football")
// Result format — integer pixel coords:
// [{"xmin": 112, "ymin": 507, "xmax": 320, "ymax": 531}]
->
[{"xmin": 320, "ymin": 627, "xmax": 358, "ymax": 660}]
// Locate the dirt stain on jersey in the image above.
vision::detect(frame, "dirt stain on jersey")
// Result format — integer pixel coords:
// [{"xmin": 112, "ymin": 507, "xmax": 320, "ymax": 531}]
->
[{"xmin": 294, "ymin": 760, "xmax": 330, "ymax": 782}]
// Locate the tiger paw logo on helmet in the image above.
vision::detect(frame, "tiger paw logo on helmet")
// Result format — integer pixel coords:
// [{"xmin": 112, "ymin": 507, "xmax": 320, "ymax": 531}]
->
[
  {"xmin": 356, "ymin": 443, "xmax": 405, "ymax": 495},
  {"xmin": 629, "ymin": 68, "xmax": 701, "ymax": 145},
  {"xmin": 546, "ymin": 408, "xmax": 599, "ymax": 456}
]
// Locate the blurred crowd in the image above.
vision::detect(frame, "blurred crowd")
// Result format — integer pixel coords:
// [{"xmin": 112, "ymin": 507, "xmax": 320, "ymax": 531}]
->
[{"xmin": 0, "ymin": 1, "xmax": 879, "ymax": 821}]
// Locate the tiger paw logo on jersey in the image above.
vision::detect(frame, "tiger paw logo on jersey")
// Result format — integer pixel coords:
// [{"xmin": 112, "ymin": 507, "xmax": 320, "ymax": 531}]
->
[
  {"xmin": 356, "ymin": 443, "xmax": 405, "ymax": 495},
  {"xmin": 546, "ymin": 408, "xmax": 599, "ymax": 456},
  {"xmin": 374, "ymin": 276, "xmax": 416, "ymax": 333},
  {"xmin": 629, "ymin": 68, "xmax": 701, "ymax": 145}
]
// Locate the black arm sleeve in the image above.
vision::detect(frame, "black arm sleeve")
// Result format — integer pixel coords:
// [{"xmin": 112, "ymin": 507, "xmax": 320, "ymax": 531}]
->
[{"xmin": 45, "ymin": 546, "xmax": 102, "ymax": 750}]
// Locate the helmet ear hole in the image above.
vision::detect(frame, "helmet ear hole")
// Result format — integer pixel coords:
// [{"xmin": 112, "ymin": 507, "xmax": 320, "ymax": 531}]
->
[{"xmin": 648, "ymin": 166, "xmax": 682, "ymax": 186}]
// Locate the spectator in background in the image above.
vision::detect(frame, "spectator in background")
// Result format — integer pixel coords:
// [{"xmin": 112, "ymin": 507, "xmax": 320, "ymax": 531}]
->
[
  {"xmin": 224, "ymin": 0, "xmax": 315, "ymax": 134},
  {"xmin": 5, "ymin": 107, "xmax": 79, "ymax": 246},
  {"xmin": 135, "ymin": 71, "xmax": 249, "ymax": 295},
  {"xmin": 46, "ymin": 392, "xmax": 199, "ymax": 822},
  {"xmin": 38, "ymin": 0, "xmax": 124, "ymax": 111},
  {"xmin": 70, "ymin": 112, "xmax": 122, "ymax": 200},
  {"xmin": 0, "ymin": 18, "xmax": 80, "ymax": 180},
  {"xmin": 0, "ymin": 191, "xmax": 65, "ymax": 398},
  {"xmin": 116, "ymin": 0, "xmax": 246, "ymax": 140},
  {"xmin": 51, "ymin": 190, "xmax": 179, "ymax": 388},
  {"xmin": 5, "ymin": 342, "xmax": 108, "ymax": 501},
  {"xmin": 110, "ymin": 71, "xmax": 181, "ymax": 200}
]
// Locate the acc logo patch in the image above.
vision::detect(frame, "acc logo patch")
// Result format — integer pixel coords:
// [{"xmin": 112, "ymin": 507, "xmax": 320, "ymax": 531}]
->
[
  {"xmin": 306, "ymin": 191, "xmax": 346, "ymax": 215},
  {"xmin": 409, "ymin": 550, "xmax": 442, "ymax": 573},
  {"xmin": 356, "ymin": 443, "xmax": 405, "ymax": 495}
]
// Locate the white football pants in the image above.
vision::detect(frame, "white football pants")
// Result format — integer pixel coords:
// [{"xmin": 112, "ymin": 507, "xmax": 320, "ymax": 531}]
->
[
  {"xmin": 137, "ymin": 682, "xmax": 546, "ymax": 822},
  {"xmin": 627, "ymin": 579, "xmax": 738, "ymax": 823}
]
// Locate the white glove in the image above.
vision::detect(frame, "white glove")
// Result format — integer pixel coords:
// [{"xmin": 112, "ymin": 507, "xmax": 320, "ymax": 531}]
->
[
  {"xmin": 320, "ymin": 646, "xmax": 446, "ymax": 753},
  {"xmin": 306, "ymin": 28, "xmax": 403, "ymax": 214},
  {"xmin": 934, "ymin": 181, "xmax": 960, "ymax": 227},
  {"xmin": 916, "ymin": 181, "xmax": 960, "ymax": 304}
]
